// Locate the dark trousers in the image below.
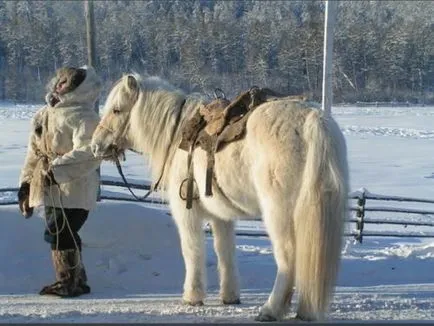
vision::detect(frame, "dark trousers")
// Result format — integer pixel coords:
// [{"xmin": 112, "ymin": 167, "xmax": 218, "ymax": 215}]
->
[{"xmin": 44, "ymin": 206, "xmax": 88, "ymax": 251}]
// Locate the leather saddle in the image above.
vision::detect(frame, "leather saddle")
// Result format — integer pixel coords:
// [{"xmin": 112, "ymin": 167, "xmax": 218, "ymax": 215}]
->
[{"xmin": 178, "ymin": 87, "xmax": 306, "ymax": 208}]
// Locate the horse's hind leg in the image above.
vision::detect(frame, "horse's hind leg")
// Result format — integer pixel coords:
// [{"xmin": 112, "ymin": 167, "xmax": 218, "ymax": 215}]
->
[
  {"xmin": 209, "ymin": 218, "xmax": 240, "ymax": 304},
  {"xmin": 171, "ymin": 201, "xmax": 207, "ymax": 306},
  {"xmin": 255, "ymin": 202, "xmax": 296, "ymax": 322}
]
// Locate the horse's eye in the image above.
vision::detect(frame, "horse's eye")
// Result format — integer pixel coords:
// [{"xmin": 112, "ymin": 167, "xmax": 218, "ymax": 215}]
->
[{"xmin": 113, "ymin": 108, "xmax": 121, "ymax": 114}]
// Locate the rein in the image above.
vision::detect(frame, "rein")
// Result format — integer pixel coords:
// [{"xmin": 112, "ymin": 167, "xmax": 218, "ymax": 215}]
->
[{"xmin": 113, "ymin": 152, "xmax": 154, "ymax": 201}]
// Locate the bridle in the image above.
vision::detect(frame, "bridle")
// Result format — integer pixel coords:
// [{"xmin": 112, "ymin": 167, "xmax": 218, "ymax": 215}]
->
[
  {"xmin": 95, "ymin": 109, "xmax": 131, "ymax": 154},
  {"xmin": 95, "ymin": 83, "xmax": 140, "ymax": 153},
  {"xmin": 97, "ymin": 108, "xmax": 155, "ymax": 201},
  {"xmin": 95, "ymin": 96, "xmax": 186, "ymax": 202}
]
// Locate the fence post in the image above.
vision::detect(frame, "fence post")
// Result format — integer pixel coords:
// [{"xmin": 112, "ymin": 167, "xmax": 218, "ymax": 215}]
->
[{"xmin": 355, "ymin": 190, "xmax": 366, "ymax": 243}]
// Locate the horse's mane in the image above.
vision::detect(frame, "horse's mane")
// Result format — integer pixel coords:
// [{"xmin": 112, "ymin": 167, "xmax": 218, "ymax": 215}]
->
[
  {"xmin": 140, "ymin": 75, "xmax": 182, "ymax": 93},
  {"xmin": 126, "ymin": 73, "xmax": 203, "ymax": 190}
]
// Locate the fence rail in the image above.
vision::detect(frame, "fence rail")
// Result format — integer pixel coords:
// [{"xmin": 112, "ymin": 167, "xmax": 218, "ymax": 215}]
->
[
  {"xmin": 0, "ymin": 180, "xmax": 165, "ymax": 207},
  {"xmin": 353, "ymin": 101, "xmax": 425, "ymax": 107},
  {"xmin": 2, "ymin": 182, "xmax": 434, "ymax": 243}
]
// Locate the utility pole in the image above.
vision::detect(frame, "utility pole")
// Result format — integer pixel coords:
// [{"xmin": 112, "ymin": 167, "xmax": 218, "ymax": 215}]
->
[
  {"xmin": 84, "ymin": 0, "xmax": 96, "ymax": 73},
  {"xmin": 84, "ymin": 0, "xmax": 101, "ymax": 199},
  {"xmin": 84, "ymin": 0, "xmax": 98, "ymax": 114},
  {"xmin": 321, "ymin": 0, "xmax": 338, "ymax": 117}
]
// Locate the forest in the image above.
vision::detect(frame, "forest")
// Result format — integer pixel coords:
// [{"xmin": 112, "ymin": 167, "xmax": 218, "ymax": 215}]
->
[{"xmin": 0, "ymin": 0, "xmax": 433, "ymax": 104}]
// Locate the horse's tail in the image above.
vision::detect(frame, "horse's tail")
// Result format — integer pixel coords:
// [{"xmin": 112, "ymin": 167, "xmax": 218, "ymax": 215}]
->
[{"xmin": 293, "ymin": 109, "xmax": 348, "ymax": 320}]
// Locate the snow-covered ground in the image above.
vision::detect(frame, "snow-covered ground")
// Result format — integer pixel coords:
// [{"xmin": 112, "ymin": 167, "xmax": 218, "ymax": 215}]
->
[{"xmin": 1, "ymin": 103, "xmax": 434, "ymax": 323}]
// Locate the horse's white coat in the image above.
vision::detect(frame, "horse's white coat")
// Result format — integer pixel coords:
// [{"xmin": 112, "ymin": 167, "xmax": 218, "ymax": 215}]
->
[{"xmin": 91, "ymin": 74, "xmax": 350, "ymax": 321}]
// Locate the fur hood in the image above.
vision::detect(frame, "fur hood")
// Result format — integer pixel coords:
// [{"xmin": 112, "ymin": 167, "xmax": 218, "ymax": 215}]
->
[
  {"xmin": 19, "ymin": 65, "xmax": 102, "ymax": 211},
  {"xmin": 45, "ymin": 66, "xmax": 102, "ymax": 109}
]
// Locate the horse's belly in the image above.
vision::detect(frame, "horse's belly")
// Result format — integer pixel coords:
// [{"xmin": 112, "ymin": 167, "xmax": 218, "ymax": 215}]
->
[
  {"xmin": 195, "ymin": 145, "xmax": 261, "ymax": 220},
  {"xmin": 202, "ymin": 181, "xmax": 261, "ymax": 220}
]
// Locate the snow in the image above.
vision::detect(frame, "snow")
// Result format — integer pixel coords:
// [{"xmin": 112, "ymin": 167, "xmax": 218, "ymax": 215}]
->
[{"xmin": 1, "ymin": 103, "xmax": 434, "ymax": 322}]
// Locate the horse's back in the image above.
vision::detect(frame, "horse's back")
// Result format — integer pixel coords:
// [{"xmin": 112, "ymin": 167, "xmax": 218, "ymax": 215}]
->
[
  {"xmin": 247, "ymin": 99, "xmax": 319, "ymax": 139},
  {"xmin": 187, "ymin": 98, "xmax": 346, "ymax": 220},
  {"xmin": 242, "ymin": 98, "xmax": 346, "ymax": 194},
  {"xmin": 245, "ymin": 99, "xmax": 317, "ymax": 167},
  {"xmin": 206, "ymin": 100, "xmax": 320, "ymax": 216},
  {"xmin": 246, "ymin": 98, "xmax": 344, "ymax": 154}
]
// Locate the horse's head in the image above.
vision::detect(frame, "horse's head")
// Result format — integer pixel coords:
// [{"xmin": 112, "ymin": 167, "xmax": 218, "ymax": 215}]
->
[{"xmin": 91, "ymin": 74, "xmax": 140, "ymax": 159}]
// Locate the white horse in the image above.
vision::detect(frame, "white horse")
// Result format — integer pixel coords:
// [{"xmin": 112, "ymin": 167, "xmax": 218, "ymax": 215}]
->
[{"xmin": 91, "ymin": 74, "xmax": 349, "ymax": 322}]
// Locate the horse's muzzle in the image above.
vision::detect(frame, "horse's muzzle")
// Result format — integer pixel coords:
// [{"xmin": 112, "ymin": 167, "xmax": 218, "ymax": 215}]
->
[
  {"xmin": 92, "ymin": 143, "xmax": 124, "ymax": 161},
  {"xmin": 91, "ymin": 143, "xmax": 102, "ymax": 157},
  {"xmin": 91, "ymin": 143, "xmax": 113, "ymax": 158}
]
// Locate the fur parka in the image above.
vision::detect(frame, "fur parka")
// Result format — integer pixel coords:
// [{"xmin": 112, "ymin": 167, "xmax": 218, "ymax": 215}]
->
[{"xmin": 19, "ymin": 66, "xmax": 102, "ymax": 210}]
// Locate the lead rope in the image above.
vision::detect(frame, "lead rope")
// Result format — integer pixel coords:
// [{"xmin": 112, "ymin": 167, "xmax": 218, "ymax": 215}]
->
[{"xmin": 45, "ymin": 180, "xmax": 82, "ymax": 270}]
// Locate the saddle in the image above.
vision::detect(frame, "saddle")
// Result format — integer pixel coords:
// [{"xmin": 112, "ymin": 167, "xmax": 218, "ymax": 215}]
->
[{"xmin": 179, "ymin": 87, "xmax": 306, "ymax": 209}]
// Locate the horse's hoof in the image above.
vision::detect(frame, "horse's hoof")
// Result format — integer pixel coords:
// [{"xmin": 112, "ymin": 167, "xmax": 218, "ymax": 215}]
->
[
  {"xmin": 183, "ymin": 299, "xmax": 204, "ymax": 307},
  {"xmin": 254, "ymin": 312, "xmax": 277, "ymax": 322},
  {"xmin": 222, "ymin": 298, "xmax": 241, "ymax": 305}
]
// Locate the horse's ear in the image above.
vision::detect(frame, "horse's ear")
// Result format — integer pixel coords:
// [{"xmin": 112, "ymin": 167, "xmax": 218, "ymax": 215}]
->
[{"xmin": 126, "ymin": 75, "xmax": 139, "ymax": 92}]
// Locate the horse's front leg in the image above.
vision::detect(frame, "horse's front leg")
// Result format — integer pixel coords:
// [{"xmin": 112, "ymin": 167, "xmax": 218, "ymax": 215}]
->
[
  {"xmin": 171, "ymin": 200, "xmax": 206, "ymax": 306},
  {"xmin": 209, "ymin": 218, "xmax": 240, "ymax": 305}
]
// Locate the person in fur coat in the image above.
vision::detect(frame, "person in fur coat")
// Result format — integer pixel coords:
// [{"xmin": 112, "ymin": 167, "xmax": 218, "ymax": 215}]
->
[{"xmin": 17, "ymin": 66, "xmax": 102, "ymax": 297}]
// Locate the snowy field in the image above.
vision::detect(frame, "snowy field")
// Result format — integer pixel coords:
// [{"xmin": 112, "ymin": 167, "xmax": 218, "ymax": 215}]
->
[{"xmin": 1, "ymin": 103, "xmax": 434, "ymax": 323}]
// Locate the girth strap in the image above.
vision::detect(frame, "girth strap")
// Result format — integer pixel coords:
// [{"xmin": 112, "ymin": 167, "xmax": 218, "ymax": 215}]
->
[
  {"xmin": 205, "ymin": 151, "xmax": 215, "ymax": 197},
  {"xmin": 186, "ymin": 143, "xmax": 195, "ymax": 209}
]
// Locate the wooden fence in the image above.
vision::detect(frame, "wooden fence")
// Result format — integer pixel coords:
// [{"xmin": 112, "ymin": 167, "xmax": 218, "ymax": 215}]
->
[
  {"xmin": 2, "ymin": 181, "xmax": 434, "ymax": 243},
  {"xmin": 348, "ymin": 189, "xmax": 434, "ymax": 243}
]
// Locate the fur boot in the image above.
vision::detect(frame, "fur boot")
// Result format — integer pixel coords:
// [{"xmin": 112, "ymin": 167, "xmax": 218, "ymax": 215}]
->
[
  {"xmin": 39, "ymin": 249, "xmax": 90, "ymax": 297},
  {"xmin": 77, "ymin": 251, "xmax": 91, "ymax": 295}
]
